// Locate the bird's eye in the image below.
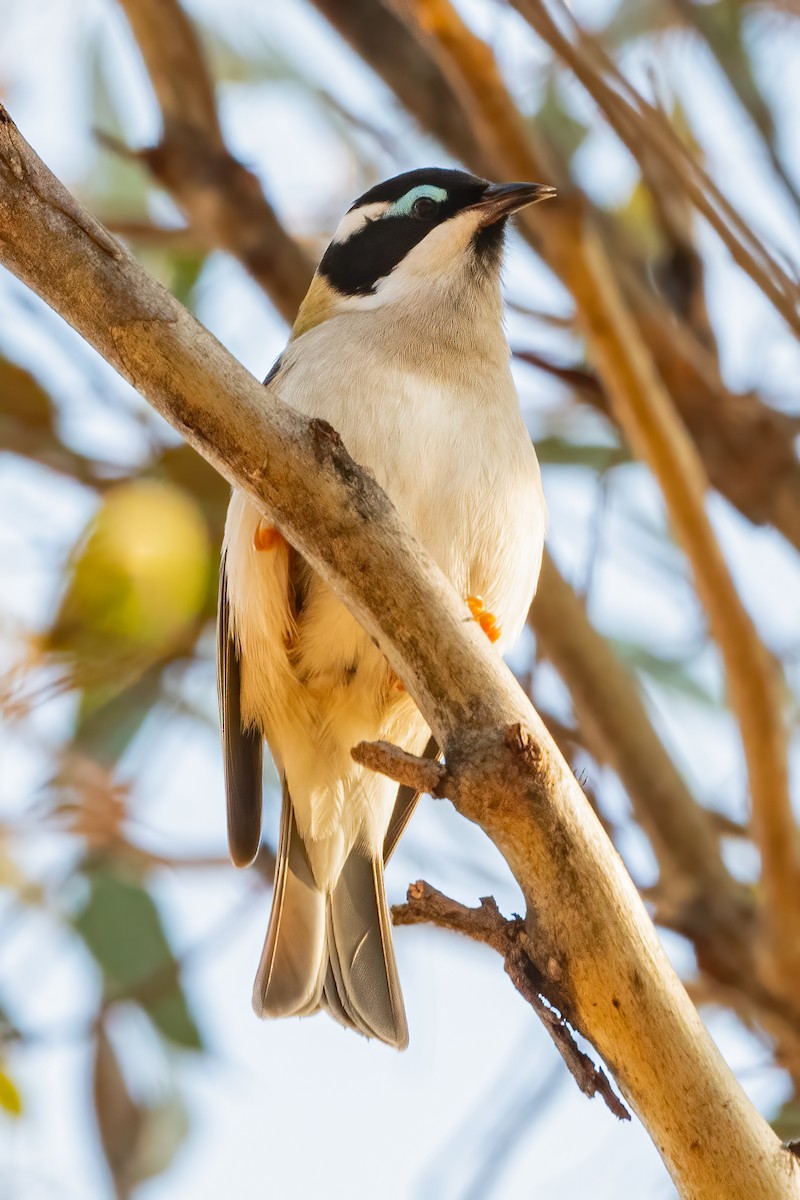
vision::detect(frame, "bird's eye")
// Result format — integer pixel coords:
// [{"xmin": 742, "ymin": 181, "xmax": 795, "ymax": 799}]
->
[{"xmin": 411, "ymin": 195, "xmax": 439, "ymax": 220}]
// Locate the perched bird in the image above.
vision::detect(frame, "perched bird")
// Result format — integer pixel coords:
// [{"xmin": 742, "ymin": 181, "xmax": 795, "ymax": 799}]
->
[{"xmin": 218, "ymin": 168, "xmax": 553, "ymax": 1049}]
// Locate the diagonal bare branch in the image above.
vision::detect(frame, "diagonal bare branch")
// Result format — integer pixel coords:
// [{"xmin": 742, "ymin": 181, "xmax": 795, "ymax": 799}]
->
[{"xmin": 2, "ymin": 105, "xmax": 798, "ymax": 1196}]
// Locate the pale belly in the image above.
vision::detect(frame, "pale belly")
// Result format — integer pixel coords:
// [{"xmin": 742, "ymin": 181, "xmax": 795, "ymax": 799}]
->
[
  {"xmin": 275, "ymin": 348, "xmax": 545, "ymax": 646},
  {"xmin": 222, "ymin": 338, "xmax": 545, "ymax": 875}
]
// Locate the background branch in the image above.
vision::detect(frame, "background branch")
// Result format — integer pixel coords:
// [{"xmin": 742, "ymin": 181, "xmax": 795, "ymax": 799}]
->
[{"xmin": 116, "ymin": 0, "xmax": 312, "ymax": 321}]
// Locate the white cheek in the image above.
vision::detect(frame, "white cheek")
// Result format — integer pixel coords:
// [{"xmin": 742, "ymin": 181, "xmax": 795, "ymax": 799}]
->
[
  {"xmin": 331, "ymin": 202, "xmax": 388, "ymax": 243},
  {"xmin": 367, "ymin": 210, "xmax": 483, "ymax": 304}
]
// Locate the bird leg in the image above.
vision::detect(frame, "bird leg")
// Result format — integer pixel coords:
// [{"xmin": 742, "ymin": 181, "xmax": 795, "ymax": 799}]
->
[
  {"xmin": 253, "ymin": 519, "xmax": 284, "ymax": 552},
  {"xmin": 466, "ymin": 594, "xmax": 501, "ymax": 644}
]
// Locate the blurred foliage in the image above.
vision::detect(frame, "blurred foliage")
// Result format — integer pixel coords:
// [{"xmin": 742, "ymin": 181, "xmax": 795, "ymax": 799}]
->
[
  {"xmin": 73, "ymin": 862, "xmax": 202, "ymax": 1050},
  {"xmin": 0, "ymin": 0, "xmax": 798, "ymax": 1195}
]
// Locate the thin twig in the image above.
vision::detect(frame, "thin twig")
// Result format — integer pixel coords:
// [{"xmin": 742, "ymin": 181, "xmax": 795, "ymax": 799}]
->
[
  {"xmin": 351, "ymin": 739, "xmax": 447, "ymax": 794},
  {"xmin": 394, "ymin": 881, "xmax": 629, "ymax": 1119},
  {"xmin": 513, "ymin": 0, "xmax": 800, "ymax": 335}
]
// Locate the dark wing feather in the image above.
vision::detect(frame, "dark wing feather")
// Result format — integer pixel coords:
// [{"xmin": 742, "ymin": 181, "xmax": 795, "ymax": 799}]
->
[
  {"xmin": 218, "ymin": 555, "xmax": 263, "ymax": 867},
  {"xmin": 383, "ymin": 735, "xmax": 440, "ymax": 863}
]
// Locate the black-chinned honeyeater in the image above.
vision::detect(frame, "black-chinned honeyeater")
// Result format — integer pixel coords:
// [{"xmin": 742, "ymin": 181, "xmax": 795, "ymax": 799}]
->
[{"xmin": 218, "ymin": 167, "xmax": 555, "ymax": 1048}]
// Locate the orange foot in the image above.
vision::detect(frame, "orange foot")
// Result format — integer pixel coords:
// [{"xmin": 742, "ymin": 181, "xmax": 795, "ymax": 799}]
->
[
  {"xmin": 254, "ymin": 520, "xmax": 284, "ymax": 552},
  {"xmin": 467, "ymin": 594, "xmax": 501, "ymax": 644},
  {"xmin": 387, "ymin": 669, "xmax": 405, "ymax": 695}
]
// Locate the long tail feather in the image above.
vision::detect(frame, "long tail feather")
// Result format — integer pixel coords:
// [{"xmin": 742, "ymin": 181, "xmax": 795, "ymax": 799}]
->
[
  {"xmin": 252, "ymin": 783, "xmax": 326, "ymax": 1018},
  {"xmin": 253, "ymin": 784, "xmax": 408, "ymax": 1048},
  {"xmin": 326, "ymin": 843, "xmax": 409, "ymax": 1049},
  {"xmin": 218, "ymin": 559, "xmax": 263, "ymax": 868}
]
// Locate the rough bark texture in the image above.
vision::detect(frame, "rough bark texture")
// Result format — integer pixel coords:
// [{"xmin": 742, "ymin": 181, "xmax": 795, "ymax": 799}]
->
[{"xmin": 1, "ymin": 106, "xmax": 798, "ymax": 1199}]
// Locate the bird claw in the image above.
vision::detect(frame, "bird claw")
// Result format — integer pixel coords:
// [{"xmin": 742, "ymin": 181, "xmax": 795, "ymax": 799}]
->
[
  {"xmin": 254, "ymin": 520, "xmax": 284, "ymax": 552},
  {"xmin": 466, "ymin": 594, "xmax": 501, "ymax": 644}
]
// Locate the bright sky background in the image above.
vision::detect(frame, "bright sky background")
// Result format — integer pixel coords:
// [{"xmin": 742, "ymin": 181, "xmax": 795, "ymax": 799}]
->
[{"xmin": 1, "ymin": 0, "xmax": 799, "ymax": 1197}]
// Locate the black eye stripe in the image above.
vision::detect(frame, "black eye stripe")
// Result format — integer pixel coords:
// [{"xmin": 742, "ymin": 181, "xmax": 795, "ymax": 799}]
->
[
  {"xmin": 321, "ymin": 168, "xmax": 497, "ymax": 296},
  {"xmin": 319, "ymin": 216, "xmax": 435, "ymax": 295}
]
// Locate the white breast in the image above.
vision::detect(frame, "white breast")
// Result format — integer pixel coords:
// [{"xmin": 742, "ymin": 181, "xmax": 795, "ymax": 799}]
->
[{"xmin": 273, "ymin": 310, "xmax": 546, "ymax": 648}]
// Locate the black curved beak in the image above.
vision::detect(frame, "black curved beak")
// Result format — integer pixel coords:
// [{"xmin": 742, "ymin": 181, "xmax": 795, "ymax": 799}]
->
[{"xmin": 472, "ymin": 181, "xmax": 557, "ymax": 223}]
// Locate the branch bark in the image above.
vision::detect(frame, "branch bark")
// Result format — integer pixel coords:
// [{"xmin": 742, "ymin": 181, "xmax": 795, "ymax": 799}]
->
[{"xmin": 1, "ymin": 106, "xmax": 798, "ymax": 1199}]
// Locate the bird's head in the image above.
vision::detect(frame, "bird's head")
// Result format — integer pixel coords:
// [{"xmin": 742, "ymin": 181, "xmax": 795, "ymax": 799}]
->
[{"xmin": 292, "ymin": 168, "xmax": 555, "ymax": 338}]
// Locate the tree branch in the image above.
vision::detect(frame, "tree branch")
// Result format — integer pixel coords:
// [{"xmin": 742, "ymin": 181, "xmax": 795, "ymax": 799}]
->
[
  {"xmin": 115, "ymin": 0, "xmax": 312, "ymax": 322},
  {"xmin": 394, "ymin": 881, "xmax": 629, "ymax": 1120},
  {"xmin": 1, "ymin": 105, "xmax": 798, "ymax": 1198},
  {"xmin": 531, "ymin": 555, "xmax": 755, "ymax": 949},
  {"xmin": 513, "ymin": 0, "xmax": 800, "ymax": 336},
  {"xmin": 352, "ymin": 739, "xmax": 447, "ymax": 795},
  {"xmin": 572, "ymin": 223, "xmax": 800, "ymax": 993}
]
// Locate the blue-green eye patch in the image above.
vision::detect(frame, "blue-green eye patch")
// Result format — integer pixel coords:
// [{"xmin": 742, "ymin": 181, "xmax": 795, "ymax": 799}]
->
[{"xmin": 386, "ymin": 184, "xmax": 449, "ymax": 218}]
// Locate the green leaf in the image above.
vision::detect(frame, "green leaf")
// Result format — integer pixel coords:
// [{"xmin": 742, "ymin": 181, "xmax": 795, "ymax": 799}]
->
[
  {"xmin": 611, "ymin": 639, "xmax": 720, "ymax": 708},
  {"xmin": 73, "ymin": 865, "xmax": 202, "ymax": 1050},
  {"xmin": 133, "ymin": 1092, "xmax": 190, "ymax": 1185},
  {"xmin": 772, "ymin": 1095, "xmax": 800, "ymax": 1144},
  {"xmin": 93, "ymin": 1022, "xmax": 189, "ymax": 1189},
  {"xmin": 73, "ymin": 665, "xmax": 166, "ymax": 767},
  {"xmin": 534, "ymin": 75, "xmax": 589, "ymax": 163},
  {"xmin": 93, "ymin": 1023, "xmax": 143, "ymax": 1184},
  {"xmin": 535, "ymin": 434, "xmax": 628, "ymax": 472}
]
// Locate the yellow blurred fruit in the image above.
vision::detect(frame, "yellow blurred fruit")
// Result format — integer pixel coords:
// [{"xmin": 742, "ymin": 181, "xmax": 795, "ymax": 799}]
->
[{"xmin": 52, "ymin": 479, "xmax": 211, "ymax": 659}]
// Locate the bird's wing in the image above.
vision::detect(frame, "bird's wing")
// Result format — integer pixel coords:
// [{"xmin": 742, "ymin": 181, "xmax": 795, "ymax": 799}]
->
[
  {"xmin": 383, "ymin": 735, "xmax": 440, "ymax": 863},
  {"xmin": 217, "ymin": 554, "xmax": 263, "ymax": 867}
]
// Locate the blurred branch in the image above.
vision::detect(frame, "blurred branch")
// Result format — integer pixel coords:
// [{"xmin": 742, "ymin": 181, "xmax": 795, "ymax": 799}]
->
[
  {"xmin": 531, "ymin": 555, "xmax": 755, "ymax": 962},
  {"xmin": 393, "ymin": 880, "xmax": 629, "ymax": 1119},
  {"xmin": 2, "ymin": 108, "xmax": 796, "ymax": 1196},
  {"xmin": 104, "ymin": 220, "xmax": 205, "ymax": 251},
  {"xmin": 514, "ymin": 0, "xmax": 800, "ymax": 336},
  {"xmin": 671, "ymin": 0, "xmax": 800, "ymax": 214},
  {"xmin": 115, "ymin": 0, "xmax": 312, "ymax": 322},
  {"xmin": 574, "ymin": 222, "xmax": 800, "ymax": 992},
  {"xmin": 313, "ymin": 0, "xmax": 800, "ymax": 552}
]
